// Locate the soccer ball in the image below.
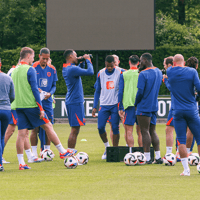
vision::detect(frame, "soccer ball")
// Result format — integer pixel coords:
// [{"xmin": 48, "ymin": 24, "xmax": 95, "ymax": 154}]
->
[
  {"xmin": 76, "ymin": 152, "xmax": 89, "ymax": 165},
  {"xmin": 41, "ymin": 149, "xmax": 55, "ymax": 161},
  {"xmin": 124, "ymin": 153, "xmax": 138, "ymax": 166},
  {"xmin": 188, "ymin": 153, "xmax": 199, "ymax": 166},
  {"xmin": 163, "ymin": 153, "xmax": 176, "ymax": 166},
  {"xmin": 137, "ymin": 153, "xmax": 146, "ymax": 165},
  {"xmin": 197, "ymin": 164, "xmax": 200, "ymax": 173},
  {"xmin": 64, "ymin": 155, "xmax": 78, "ymax": 169}
]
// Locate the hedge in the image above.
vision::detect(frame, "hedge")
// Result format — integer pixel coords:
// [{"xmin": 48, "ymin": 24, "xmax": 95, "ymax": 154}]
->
[{"xmin": 1, "ymin": 44, "xmax": 200, "ymax": 95}]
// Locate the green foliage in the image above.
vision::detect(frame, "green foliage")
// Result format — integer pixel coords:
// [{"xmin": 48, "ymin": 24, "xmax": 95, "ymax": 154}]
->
[
  {"xmin": 0, "ymin": 0, "xmax": 46, "ymax": 49},
  {"xmin": 156, "ymin": 12, "xmax": 200, "ymax": 46}
]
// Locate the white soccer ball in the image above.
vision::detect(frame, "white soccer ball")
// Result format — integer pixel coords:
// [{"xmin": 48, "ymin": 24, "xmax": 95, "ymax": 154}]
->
[
  {"xmin": 124, "ymin": 153, "xmax": 137, "ymax": 166},
  {"xmin": 197, "ymin": 164, "xmax": 200, "ymax": 173},
  {"xmin": 41, "ymin": 149, "xmax": 55, "ymax": 161},
  {"xmin": 76, "ymin": 152, "xmax": 89, "ymax": 165},
  {"xmin": 163, "ymin": 153, "xmax": 176, "ymax": 166},
  {"xmin": 188, "ymin": 153, "xmax": 199, "ymax": 166},
  {"xmin": 137, "ymin": 152, "xmax": 147, "ymax": 165},
  {"xmin": 64, "ymin": 155, "xmax": 78, "ymax": 169}
]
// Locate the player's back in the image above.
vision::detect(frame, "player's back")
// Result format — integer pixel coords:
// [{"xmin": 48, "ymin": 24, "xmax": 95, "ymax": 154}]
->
[
  {"xmin": 137, "ymin": 67, "xmax": 162, "ymax": 112},
  {"xmin": 62, "ymin": 64, "xmax": 84, "ymax": 105},
  {"xmin": 167, "ymin": 66, "xmax": 198, "ymax": 110}
]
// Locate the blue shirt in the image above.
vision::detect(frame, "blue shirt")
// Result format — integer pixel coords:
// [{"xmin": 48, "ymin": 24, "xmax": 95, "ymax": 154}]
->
[
  {"xmin": 167, "ymin": 66, "xmax": 200, "ymax": 110},
  {"xmin": 33, "ymin": 61, "xmax": 58, "ymax": 105},
  {"xmin": 135, "ymin": 67, "xmax": 162, "ymax": 112},
  {"xmin": 62, "ymin": 59, "xmax": 94, "ymax": 105},
  {"xmin": 164, "ymin": 77, "xmax": 174, "ymax": 110},
  {"xmin": 0, "ymin": 72, "xmax": 15, "ymax": 110}
]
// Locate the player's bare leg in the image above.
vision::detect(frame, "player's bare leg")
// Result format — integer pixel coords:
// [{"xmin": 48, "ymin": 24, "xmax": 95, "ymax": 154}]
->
[
  {"xmin": 109, "ymin": 122, "xmax": 114, "ymax": 146},
  {"xmin": 68, "ymin": 126, "xmax": 80, "ymax": 148},
  {"xmin": 186, "ymin": 128, "xmax": 193, "ymax": 155},
  {"xmin": 124, "ymin": 124, "xmax": 134, "ymax": 147},
  {"xmin": 113, "ymin": 134, "xmax": 119, "ymax": 147},
  {"xmin": 30, "ymin": 127, "xmax": 39, "ymax": 157},
  {"xmin": 136, "ymin": 125, "xmax": 143, "ymax": 147},
  {"xmin": 4, "ymin": 124, "xmax": 16, "ymax": 146},
  {"xmin": 165, "ymin": 125, "xmax": 174, "ymax": 153}
]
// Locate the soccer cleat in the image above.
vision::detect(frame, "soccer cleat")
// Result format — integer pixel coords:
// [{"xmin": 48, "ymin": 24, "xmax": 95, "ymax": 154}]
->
[
  {"xmin": 60, "ymin": 149, "xmax": 77, "ymax": 159},
  {"xmin": 180, "ymin": 169, "xmax": 190, "ymax": 176},
  {"xmin": 2, "ymin": 157, "xmax": 10, "ymax": 164},
  {"xmin": 28, "ymin": 157, "xmax": 44, "ymax": 163},
  {"xmin": 146, "ymin": 160, "xmax": 152, "ymax": 164},
  {"xmin": 153, "ymin": 157, "xmax": 163, "ymax": 164},
  {"xmin": 101, "ymin": 150, "xmax": 106, "ymax": 160},
  {"xmin": 176, "ymin": 152, "xmax": 181, "ymax": 162},
  {"xmin": 19, "ymin": 164, "xmax": 31, "ymax": 170},
  {"xmin": 0, "ymin": 165, "xmax": 4, "ymax": 171}
]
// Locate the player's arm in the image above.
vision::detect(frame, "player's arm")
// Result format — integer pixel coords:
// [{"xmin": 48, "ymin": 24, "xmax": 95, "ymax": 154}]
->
[
  {"xmin": 193, "ymin": 70, "xmax": 200, "ymax": 93},
  {"xmin": 78, "ymin": 61, "xmax": 85, "ymax": 69},
  {"xmin": 9, "ymin": 77, "xmax": 15, "ymax": 103},
  {"xmin": 92, "ymin": 73, "xmax": 101, "ymax": 117},
  {"xmin": 27, "ymin": 67, "xmax": 44, "ymax": 118},
  {"xmin": 72, "ymin": 56, "xmax": 94, "ymax": 76},
  {"xmin": 44, "ymin": 69, "xmax": 58, "ymax": 100},
  {"xmin": 118, "ymin": 73, "xmax": 124, "ymax": 111},
  {"xmin": 134, "ymin": 73, "xmax": 145, "ymax": 107},
  {"xmin": 163, "ymin": 76, "xmax": 171, "ymax": 92}
]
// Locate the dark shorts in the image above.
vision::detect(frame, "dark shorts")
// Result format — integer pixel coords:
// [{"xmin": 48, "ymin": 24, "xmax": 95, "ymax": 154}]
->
[
  {"xmin": 16, "ymin": 107, "xmax": 49, "ymax": 130},
  {"xmin": 166, "ymin": 108, "xmax": 174, "ymax": 126},
  {"xmin": 124, "ymin": 106, "xmax": 137, "ymax": 126},
  {"xmin": 9, "ymin": 109, "xmax": 18, "ymax": 125},
  {"xmin": 66, "ymin": 103, "xmax": 85, "ymax": 127},
  {"xmin": 136, "ymin": 110, "xmax": 157, "ymax": 125}
]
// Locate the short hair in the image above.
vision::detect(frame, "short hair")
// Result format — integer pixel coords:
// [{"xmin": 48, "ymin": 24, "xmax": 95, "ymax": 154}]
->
[
  {"xmin": 186, "ymin": 57, "xmax": 199, "ymax": 69},
  {"xmin": 129, "ymin": 55, "xmax": 140, "ymax": 65},
  {"xmin": 141, "ymin": 53, "xmax": 152, "ymax": 62},
  {"xmin": 63, "ymin": 49, "xmax": 74, "ymax": 60},
  {"xmin": 112, "ymin": 54, "xmax": 119, "ymax": 60},
  {"xmin": 105, "ymin": 55, "xmax": 114, "ymax": 63},
  {"xmin": 165, "ymin": 56, "xmax": 173, "ymax": 66},
  {"xmin": 40, "ymin": 48, "xmax": 50, "ymax": 55},
  {"xmin": 20, "ymin": 47, "xmax": 34, "ymax": 59}
]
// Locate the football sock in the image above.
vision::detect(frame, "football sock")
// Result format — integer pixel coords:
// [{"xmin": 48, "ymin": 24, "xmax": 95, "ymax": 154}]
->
[
  {"xmin": 155, "ymin": 151, "xmax": 161, "ymax": 160},
  {"xmin": 17, "ymin": 154, "xmax": 25, "ymax": 165},
  {"xmin": 55, "ymin": 143, "xmax": 66, "ymax": 154},
  {"xmin": 186, "ymin": 148, "xmax": 190, "ymax": 154},
  {"xmin": 25, "ymin": 149, "xmax": 34, "ymax": 160},
  {"xmin": 144, "ymin": 152, "xmax": 150, "ymax": 161},
  {"xmin": 44, "ymin": 145, "xmax": 50, "ymax": 150},
  {"xmin": 166, "ymin": 147, "xmax": 172, "ymax": 154},
  {"xmin": 104, "ymin": 142, "xmax": 110, "ymax": 148},
  {"xmin": 181, "ymin": 157, "xmax": 189, "ymax": 171},
  {"xmin": 31, "ymin": 146, "xmax": 38, "ymax": 157}
]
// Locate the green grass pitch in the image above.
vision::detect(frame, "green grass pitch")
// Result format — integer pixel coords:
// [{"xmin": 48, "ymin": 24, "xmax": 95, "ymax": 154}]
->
[{"xmin": 1, "ymin": 123, "xmax": 200, "ymax": 200}]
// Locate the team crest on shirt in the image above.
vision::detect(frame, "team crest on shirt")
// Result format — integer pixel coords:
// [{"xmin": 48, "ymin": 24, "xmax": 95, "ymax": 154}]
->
[
  {"xmin": 39, "ymin": 78, "xmax": 48, "ymax": 87},
  {"xmin": 47, "ymin": 72, "xmax": 51, "ymax": 77},
  {"xmin": 106, "ymin": 81, "xmax": 114, "ymax": 89}
]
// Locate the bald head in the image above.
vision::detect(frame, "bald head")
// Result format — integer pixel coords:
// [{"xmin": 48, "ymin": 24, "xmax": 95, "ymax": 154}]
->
[
  {"xmin": 173, "ymin": 54, "xmax": 184, "ymax": 66},
  {"xmin": 113, "ymin": 54, "xmax": 120, "ymax": 66}
]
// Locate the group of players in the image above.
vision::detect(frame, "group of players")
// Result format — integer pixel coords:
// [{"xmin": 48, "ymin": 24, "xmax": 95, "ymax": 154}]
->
[{"xmin": 0, "ymin": 47, "xmax": 200, "ymax": 176}]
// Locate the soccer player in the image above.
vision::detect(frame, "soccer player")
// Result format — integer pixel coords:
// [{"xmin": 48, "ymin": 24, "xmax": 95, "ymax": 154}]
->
[
  {"xmin": 3, "ymin": 63, "xmax": 41, "ymax": 164},
  {"xmin": 31, "ymin": 48, "xmax": 58, "ymax": 157},
  {"xmin": 135, "ymin": 53, "xmax": 163, "ymax": 164},
  {"xmin": 11, "ymin": 47, "xmax": 72, "ymax": 170},
  {"xmin": 163, "ymin": 57, "xmax": 176, "ymax": 154},
  {"xmin": 62, "ymin": 49, "xmax": 94, "ymax": 152},
  {"xmin": 167, "ymin": 54, "xmax": 200, "ymax": 176},
  {"xmin": 118, "ymin": 55, "xmax": 142, "ymax": 147},
  {"xmin": 92, "ymin": 55, "xmax": 124, "ymax": 159},
  {"xmin": 185, "ymin": 56, "xmax": 199, "ymax": 154},
  {"xmin": 0, "ymin": 59, "xmax": 15, "ymax": 171}
]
